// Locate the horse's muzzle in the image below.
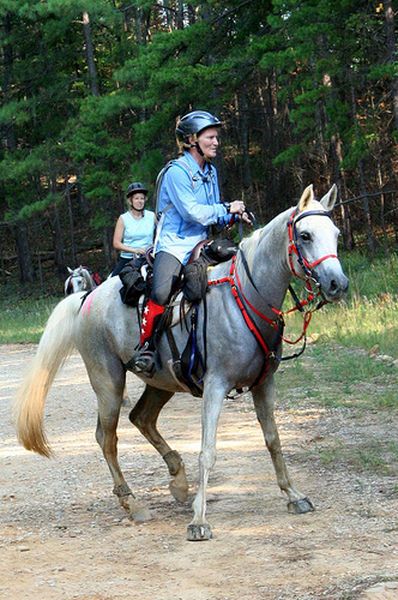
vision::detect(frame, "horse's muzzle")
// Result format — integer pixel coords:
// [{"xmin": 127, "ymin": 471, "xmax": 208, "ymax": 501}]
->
[{"xmin": 321, "ymin": 271, "xmax": 349, "ymax": 302}]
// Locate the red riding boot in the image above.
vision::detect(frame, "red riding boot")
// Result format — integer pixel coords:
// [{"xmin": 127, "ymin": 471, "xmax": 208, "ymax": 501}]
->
[{"xmin": 132, "ymin": 299, "xmax": 165, "ymax": 376}]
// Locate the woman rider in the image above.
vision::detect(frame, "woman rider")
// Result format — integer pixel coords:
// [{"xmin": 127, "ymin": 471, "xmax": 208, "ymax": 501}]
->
[
  {"xmin": 132, "ymin": 109, "xmax": 249, "ymax": 375},
  {"xmin": 111, "ymin": 182, "xmax": 155, "ymax": 277}
]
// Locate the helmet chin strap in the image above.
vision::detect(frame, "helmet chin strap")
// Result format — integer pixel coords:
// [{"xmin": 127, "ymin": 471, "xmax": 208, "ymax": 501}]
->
[
  {"xmin": 130, "ymin": 201, "xmax": 145, "ymax": 213},
  {"xmin": 194, "ymin": 141, "xmax": 212, "ymax": 162},
  {"xmin": 195, "ymin": 141, "xmax": 204, "ymax": 157},
  {"xmin": 186, "ymin": 137, "xmax": 211, "ymax": 162}
]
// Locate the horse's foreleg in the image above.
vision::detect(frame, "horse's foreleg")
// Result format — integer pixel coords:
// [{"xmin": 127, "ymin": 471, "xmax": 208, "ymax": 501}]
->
[
  {"xmin": 252, "ymin": 376, "xmax": 314, "ymax": 514},
  {"xmin": 129, "ymin": 385, "xmax": 189, "ymax": 503},
  {"xmin": 187, "ymin": 384, "xmax": 225, "ymax": 541},
  {"xmin": 89, "ymin": 358, "xmax": 152, "ymax": 523}
]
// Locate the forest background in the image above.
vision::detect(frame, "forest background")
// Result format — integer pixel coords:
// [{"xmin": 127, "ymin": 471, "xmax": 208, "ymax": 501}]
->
[{"xmin": 0, "ymin": 0, "xmax": 397, "ymax": 290}]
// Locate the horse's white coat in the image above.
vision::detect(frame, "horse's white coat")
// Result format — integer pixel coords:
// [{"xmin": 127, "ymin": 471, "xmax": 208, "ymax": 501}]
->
[{"xmin": 14, "ymin": 186, "xmax": 348, "ymax": 540}]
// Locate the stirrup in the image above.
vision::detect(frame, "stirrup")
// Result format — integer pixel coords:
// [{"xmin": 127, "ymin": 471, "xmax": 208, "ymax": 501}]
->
[{"xmin": 130, "ymin": 343, "xmax": 156, "ymax": 377}]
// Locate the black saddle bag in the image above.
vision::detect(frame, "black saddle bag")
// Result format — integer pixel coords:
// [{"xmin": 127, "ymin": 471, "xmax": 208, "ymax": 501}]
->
[
  {"xmin": 119, "ymin": 256, "xmax": 148, "ymax": 307},
  {"xmin": 182, "ymin": 238, "xmax": 238, "ymax": 303}
]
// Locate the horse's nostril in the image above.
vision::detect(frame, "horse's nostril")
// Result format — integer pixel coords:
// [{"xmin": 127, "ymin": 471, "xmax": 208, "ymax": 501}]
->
[{"xmin": 330, "ymin": 279, "xmax": 338, "ymax": 291}]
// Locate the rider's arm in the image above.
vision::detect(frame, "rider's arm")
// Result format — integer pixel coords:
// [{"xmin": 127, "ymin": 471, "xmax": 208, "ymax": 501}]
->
[
  {"xmin": 112, "ymin": 216, "xmax": 146, "ymax": 255},
  {"xmin": 164, "ymin": 166, "xmax": 228, "ymax": 226}
]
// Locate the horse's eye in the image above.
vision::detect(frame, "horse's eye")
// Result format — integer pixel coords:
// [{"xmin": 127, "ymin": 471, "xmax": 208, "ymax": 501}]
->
[{"xmin": 300, "ymin": 231, "xmax": 312, "ymax": 242}]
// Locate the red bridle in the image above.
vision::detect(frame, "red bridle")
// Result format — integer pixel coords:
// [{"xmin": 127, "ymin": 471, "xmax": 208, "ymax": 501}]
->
[
  {"xmin": 287, "ymin": 208, "xmax": 337, "ymax": 279},
  {"xmin": 207, "ymin": 208, "xmax": 339, "ymax": 386}
]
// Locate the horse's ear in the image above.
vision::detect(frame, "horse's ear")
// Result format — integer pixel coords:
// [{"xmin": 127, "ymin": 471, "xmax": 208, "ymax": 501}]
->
[
  {"xmin": 320, "ymin": 184, "xmax": 338, "ymax": 211},
  {"xmin": 298, "ymin": 185, "xmax": 314, "ymax": 212},
  {"xmin": 67, "ymin": 267, "xmax": 73, "ymax": 274}
]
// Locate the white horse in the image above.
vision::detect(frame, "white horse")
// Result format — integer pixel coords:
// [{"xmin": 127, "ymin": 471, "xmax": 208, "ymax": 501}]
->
[
  {"xmin": 14, "ymin": 185, "xmax": 348, "ymax": 541},
  {"xmin": 64, "ymin": 266, "xmax": 97, "ymax": 295}
]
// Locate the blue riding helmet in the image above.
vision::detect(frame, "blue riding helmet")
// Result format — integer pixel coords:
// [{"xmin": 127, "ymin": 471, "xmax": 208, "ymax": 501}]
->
[
  {"xmin": 175, "ymin": 110, "xmax": 222, "ymax": 143},
  {"xmin": 126, "ymin": 182, "xmax": 148, "ymax": 197}
]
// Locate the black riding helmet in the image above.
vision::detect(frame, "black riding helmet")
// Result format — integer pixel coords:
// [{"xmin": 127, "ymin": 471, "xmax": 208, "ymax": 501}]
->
[
  {"xmin": 175, "ymin": 110, "xmax": 222, "ymax": 144},
  {"xmin": 126, "ymin": 181, "xmax": 148, "ymax": 197}
]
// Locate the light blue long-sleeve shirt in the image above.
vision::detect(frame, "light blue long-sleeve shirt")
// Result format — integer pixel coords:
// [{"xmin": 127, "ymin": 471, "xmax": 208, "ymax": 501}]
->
[{"xmin": 156, "ymin": 151, "xmax": 231, "ymax": 265}]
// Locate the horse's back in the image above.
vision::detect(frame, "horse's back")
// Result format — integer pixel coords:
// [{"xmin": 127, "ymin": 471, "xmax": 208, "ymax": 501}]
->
[{"xmin": 75, "ymin": 275, "xmax": 140, "ymax": 365}]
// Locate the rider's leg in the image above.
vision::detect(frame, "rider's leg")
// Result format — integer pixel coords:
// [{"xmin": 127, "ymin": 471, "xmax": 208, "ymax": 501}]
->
[{"xmin": 132, "ymin": 252, "xmax": 183, "ymax": 375}]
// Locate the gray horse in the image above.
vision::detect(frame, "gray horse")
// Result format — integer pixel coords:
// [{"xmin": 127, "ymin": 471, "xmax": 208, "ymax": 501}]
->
[
  {"xmin": 64, "ymin": 265, "xmax": 97, "ymax": 295},
  {"xmin": 14, "ymin": 185, "xmax": 348, "ymax": 541}
]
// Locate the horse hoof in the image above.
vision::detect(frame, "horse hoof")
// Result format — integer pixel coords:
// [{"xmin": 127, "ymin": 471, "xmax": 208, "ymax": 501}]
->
[
  {"xmin": 287, "ymin": 497, "xmax": 315, "ymax": 514},
  {"xmin": 169, "ymin": 480, "xmax": 188, "ymax": 503},
  {"xmin": 131, "ymin": 506, "xmax": 153, "ymax": 523},
  {"xmin": 186, "ymin": 523, "xmax": 212, "ymax": 541},
  {"xmin": 121, "ymin": 496, "xmax": 152, "ymax": 523},
  {"xmin": 169, "ymin": 469, "xmax": 189, "ymax": 503}
]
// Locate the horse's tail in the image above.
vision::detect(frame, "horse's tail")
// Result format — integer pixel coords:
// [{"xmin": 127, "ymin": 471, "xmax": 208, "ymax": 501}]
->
[{"xmin": 13, "ymin": 294, "xmax": 83, "ymax": 458}]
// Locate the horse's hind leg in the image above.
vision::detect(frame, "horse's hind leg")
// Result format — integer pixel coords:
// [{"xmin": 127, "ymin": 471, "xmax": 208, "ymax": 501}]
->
[
  {"xmin": 252, "ymin": 375, "xmax": 314, "ymax": 514},
  {"xmin": 88, "ymin": 356, "xmax": 152, "ymax": 522},
  {"xmin": 129, "ymin": 385, "xmax": 189, "ymax": 503}
]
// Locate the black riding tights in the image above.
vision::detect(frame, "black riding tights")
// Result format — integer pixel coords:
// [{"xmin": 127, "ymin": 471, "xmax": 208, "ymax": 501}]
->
[{"xmin": 150, "ymin": 251, "xmax": 183, "ymax": 306}]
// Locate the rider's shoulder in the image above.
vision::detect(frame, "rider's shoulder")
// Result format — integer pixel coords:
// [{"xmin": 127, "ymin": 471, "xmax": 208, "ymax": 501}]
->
[{"xmin": 164, "ymin": 157, "xmax": 194, "ymax": 181}]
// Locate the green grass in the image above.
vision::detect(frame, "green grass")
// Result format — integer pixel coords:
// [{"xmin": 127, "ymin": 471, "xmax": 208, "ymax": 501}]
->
[
  {"xmin": 0, "ymin": 295, "xmax": 59, "ymax": 344},
  {"xmin": 317, "ymin": 440, "xmax": 398, "ymax": 476},
  {"xmin": 285, "ymin": 249, "xmax": 398, "ymax": 358},
  {"xmin": 276, "ymin": 342, "xmax": 398, "ymax": 411}
]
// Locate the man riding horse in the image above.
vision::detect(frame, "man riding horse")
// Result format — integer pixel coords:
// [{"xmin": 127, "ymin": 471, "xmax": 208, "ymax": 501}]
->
[{"xmin": 131, "ymin": 110, "xmax": 252, "ymax": 376}]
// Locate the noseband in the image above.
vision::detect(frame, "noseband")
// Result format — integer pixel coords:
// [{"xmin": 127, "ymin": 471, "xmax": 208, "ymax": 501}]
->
[{"xmin": 287, "ymin": 209, "xmax": 337, "ymax": 280}]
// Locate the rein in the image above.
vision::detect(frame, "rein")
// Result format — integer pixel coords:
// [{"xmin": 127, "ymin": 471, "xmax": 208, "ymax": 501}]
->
[{"xmin": 208, "ymin": 208, "xmax": 338, "ymax": 386}]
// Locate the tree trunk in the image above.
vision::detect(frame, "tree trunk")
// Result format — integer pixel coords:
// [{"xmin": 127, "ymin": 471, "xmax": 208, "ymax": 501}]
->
[
  {"xmin": 82, "ymin": 11, "xmax": 99, "ymax": 96},
  {"xmin": 15, "ymin": 223, "xmax": 35, "ymax": 283},
  {"xmin": 103, "ymin": 225, "xmax": 115, "ymax": 272},
  {"xmin": 2, "ymin": 13, "xmax": 16, "ymax": 151},
  {"xmin": 187, "ymin": 4, "xmax": 196, "ymax": 25},
  {"xmin": 52, "ymin": 205, "xmax": 65, "ymax": 274},
  {"xmin": 66, "ymin": 184, "xmax": 77, "ymax": 265},
  {"xmin": 384, "ymin": 0, "xmax": 398, "ymax": 131},
  {"xmin": 237, "ymin": 86, "xmax": 252, "ymax": 196},
  {"xmin": 350, "ymin": 85, "xmax": 377, "ymax": 254},
  {"xmin": 330, "ymin": 133, "xmax": 354, "ymax": 250},
  {"xmin": 176, "ymin": 0, "xmax": 184, "ymax": 29},
  {"xmin": 50, "ymin": 170, "xmax": 65, "ymax": 274}
]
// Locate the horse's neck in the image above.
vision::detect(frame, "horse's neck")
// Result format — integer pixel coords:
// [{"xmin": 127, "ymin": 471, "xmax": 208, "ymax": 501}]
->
[{"xmin": 239, "ymin": 211, "xmax": 292, "ymax": 313}]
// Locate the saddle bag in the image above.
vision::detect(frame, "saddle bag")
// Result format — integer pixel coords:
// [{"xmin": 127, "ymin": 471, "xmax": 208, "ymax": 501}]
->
[
  {"xmin": 119, "ymin": 257, "xmax": 148, "ymax": 307},
  {"xmin": 183, "ymin": 256, "xmax": 210, "ymax": 303},
  {"xmin": 182, "ymin": 238, "xmax": 238, "ymax": 303}
]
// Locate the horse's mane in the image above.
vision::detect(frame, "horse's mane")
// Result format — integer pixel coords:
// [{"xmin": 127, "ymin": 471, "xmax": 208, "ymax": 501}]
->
[
  {"xmin": 240, "ymin": 199, "xmax": 326, "ymax": 267},
  {"xmin": 239, "ymin": 206, "xmax": 293, "ymax": 266}
]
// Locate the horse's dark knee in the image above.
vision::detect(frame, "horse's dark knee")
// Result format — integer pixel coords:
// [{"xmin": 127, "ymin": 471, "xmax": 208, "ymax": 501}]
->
[
  {"xmin": 163, "ymin": 450, "xmax": 183, "ymax": 476},
  {"xmin": 129, "ymin": 388, "xmax": 147, "ymax": 426}
]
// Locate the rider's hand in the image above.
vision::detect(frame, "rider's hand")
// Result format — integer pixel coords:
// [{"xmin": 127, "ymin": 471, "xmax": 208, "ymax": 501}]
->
[
  {"xmin": 228, "ymin": 200, "xmax": 246, "ymax": 215},
  {"xmin": 240, "ymin": 211, "xmax": 253, "ymax": 226}
]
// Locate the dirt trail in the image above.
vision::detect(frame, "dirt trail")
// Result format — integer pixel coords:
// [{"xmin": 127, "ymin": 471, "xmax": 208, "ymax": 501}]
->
[{"xmin": 1, "ymin": 345, "xmax": 397, "ymax": 600}]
